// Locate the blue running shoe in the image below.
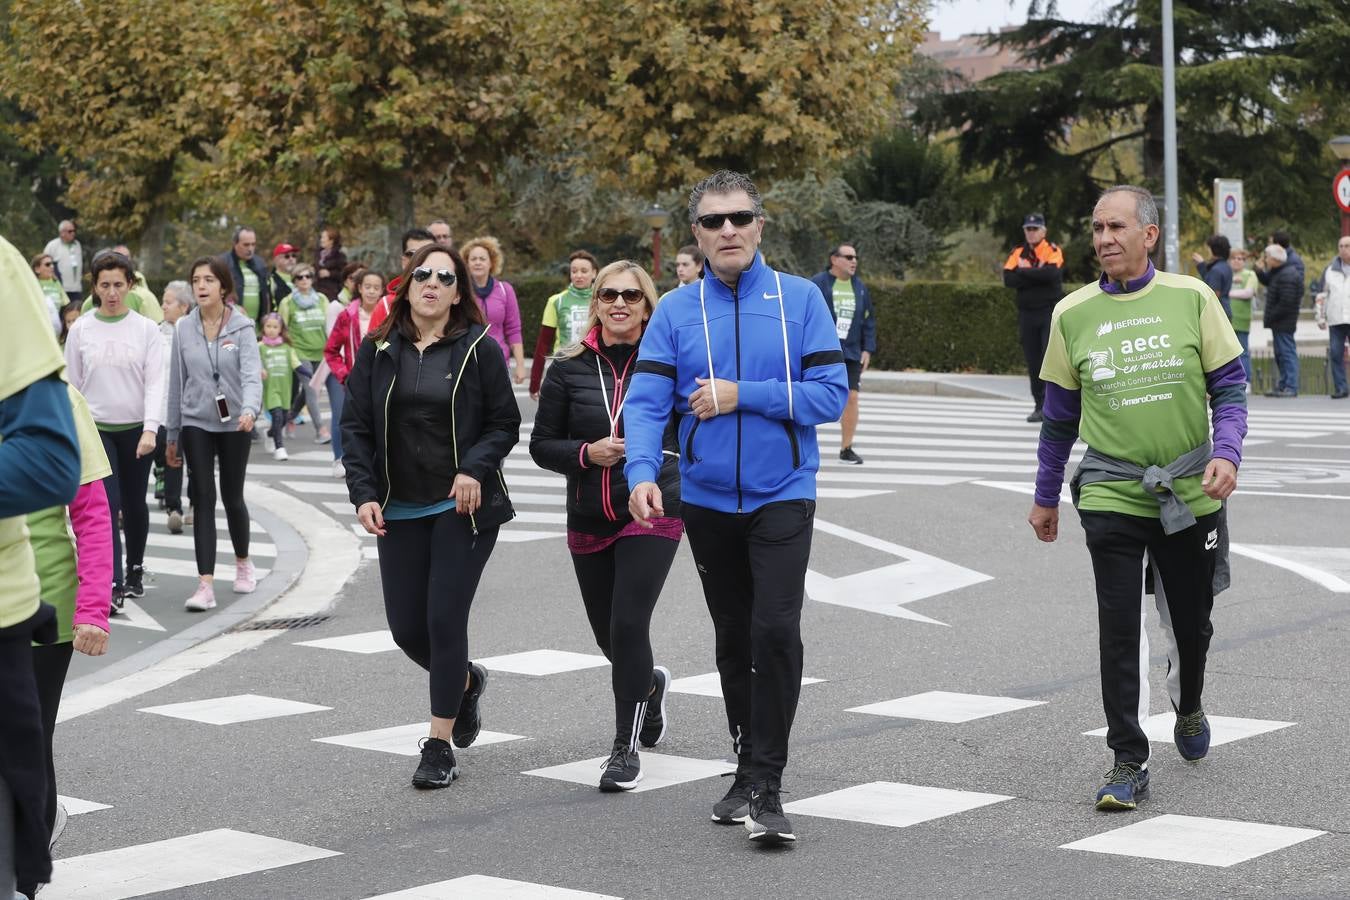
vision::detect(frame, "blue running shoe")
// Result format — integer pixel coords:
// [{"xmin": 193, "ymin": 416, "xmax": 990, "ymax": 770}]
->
[
  {"xmin": 1095, "ymin": 762, "xmax": 1149, "ymax": 811},
  {"xmin": 1174, "ymin": 709, "xmax": 1211, "ymax": 760}
]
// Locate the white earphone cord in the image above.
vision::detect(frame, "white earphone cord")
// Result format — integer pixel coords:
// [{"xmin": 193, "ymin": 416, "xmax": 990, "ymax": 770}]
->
[{"xmin": 697, "ymin": 268, "xmax": 795, "ymax": 421}]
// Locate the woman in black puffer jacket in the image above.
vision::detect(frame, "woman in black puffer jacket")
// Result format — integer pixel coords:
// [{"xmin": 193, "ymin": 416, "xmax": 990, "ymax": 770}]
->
[{"xmin": 530, "ymin": 259, "xmax": 681, "ymax": 793}]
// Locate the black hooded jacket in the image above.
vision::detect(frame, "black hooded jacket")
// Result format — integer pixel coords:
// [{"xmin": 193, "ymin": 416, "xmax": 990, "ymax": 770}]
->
[
  {"xmin": 341, "ymin": 322, "xmax": 520, "ymax": 531},
  {"xmin": 530, "ymin": 331, "xmax": 680, "ymax": 533}
]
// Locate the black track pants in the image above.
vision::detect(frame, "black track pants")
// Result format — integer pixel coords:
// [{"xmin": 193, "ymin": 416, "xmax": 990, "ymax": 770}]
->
[
  {"xmin": 178, "ymin": 427, "xmax": 252, "ymax": 575},
  {"xmin": 1080, "ymin": 509, "xmax": 1220, "ymax": 766},
  {"xmin": 570, "ymin": 534, "xmax": 680, "ymax": 733},
  {"xmin": 99, "ymin": 427, "xmax": 153, "ymax": 586},
  {"xmin": 1017, "ymin": 307, "xmax": 1053, "ymax": 408},
  {"xmin": 683, "ymin": 499, "xmax": 814, "ymax": 781},
  {"xmin": 377, "ymin": 511, "xmax": 498, "ymax": 719}
]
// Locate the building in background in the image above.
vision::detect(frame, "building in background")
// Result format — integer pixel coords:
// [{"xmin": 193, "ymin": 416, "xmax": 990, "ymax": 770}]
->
[{"xmin": 919, "ymin": 27, "xmax": 1038, "ymax": 82}]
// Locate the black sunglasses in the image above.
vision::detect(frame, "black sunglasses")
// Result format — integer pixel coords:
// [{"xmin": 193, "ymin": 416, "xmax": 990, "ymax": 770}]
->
[
  {"xmin": 695, "ymin": 210, "xmax": 757, "ymax": 230},
  {"xmin": 294, "ymin": 273, "xmax": 314, "ymax": 280},
  {"xmin": 597, "ymin": 287, "xmax": 645, "ymax": 305},
  {"xmin": 412, "ymin": 266, "xmax": 456, "ymax": 287},
  {"xmin": 835, "ymin": 253, "xmax": 858, "ymax": 261}
]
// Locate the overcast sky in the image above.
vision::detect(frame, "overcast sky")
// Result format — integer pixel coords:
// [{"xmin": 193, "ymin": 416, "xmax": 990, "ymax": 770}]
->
[{"xmin": 926, "ymin": 0, "xmax": 1109, "ymax": 40}]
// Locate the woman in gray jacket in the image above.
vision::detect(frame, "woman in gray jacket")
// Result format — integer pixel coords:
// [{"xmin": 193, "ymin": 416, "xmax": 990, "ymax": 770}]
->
[{"xmin": 166, "ymin": 256, "xmax": 264, "ymax": 611}]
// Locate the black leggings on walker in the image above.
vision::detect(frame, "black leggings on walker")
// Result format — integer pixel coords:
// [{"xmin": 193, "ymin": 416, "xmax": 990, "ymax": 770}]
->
[{"xmin": 377, "ymin": 510, "xmax": 499, "ymax": 719}]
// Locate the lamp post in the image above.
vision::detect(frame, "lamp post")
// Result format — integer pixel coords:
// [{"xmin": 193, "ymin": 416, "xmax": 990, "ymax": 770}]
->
[
  {"xmin": 1331, "ymin": 136, "xmax": 1350, "ymax": 237},
  {"xmin": 642, "ymin": 204, "xmax": 671, "ymax": 280}
]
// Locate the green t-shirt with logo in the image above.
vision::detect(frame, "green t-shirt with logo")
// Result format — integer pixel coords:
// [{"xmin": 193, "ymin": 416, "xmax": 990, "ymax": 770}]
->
[
  {"xmin": 238, "ymin": 263, "xmax": 261, "ymax": 321},
  {"xmin": 280, "ymin": 296, "xmax": 328, "ymax": 360},
  {"xmin": 1040, "ymin": 271, "xmax": 1242, "ymax": 519},
  {"xmin": 831, "ymin": 279, "xmax": 857, "ymax": 341},
  {"xmin": 260, "ymin": 342, "xmax": 300, "ymax": 411},
  {"xmin": 542, "ymin": 285, "xmax": 593, "ymax": 350}
]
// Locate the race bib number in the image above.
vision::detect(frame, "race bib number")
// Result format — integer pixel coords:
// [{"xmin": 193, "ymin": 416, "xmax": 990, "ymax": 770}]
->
[
  {"xmin": 835, "ymin": 313, "xmax": 853, "ymax": 340},
  {"xmin": 567, "ymin": 304, "xmax": 589, "ymax": 343}
]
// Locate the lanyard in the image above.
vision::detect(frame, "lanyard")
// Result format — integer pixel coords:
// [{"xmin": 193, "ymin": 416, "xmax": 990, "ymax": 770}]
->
[
  {"xmin": 200, "ymin": 308, "xmax": 229, "ymax": 383},
  {"xmin": 596, "ymin": 354, "xmax": 626, "ymax": 439}
]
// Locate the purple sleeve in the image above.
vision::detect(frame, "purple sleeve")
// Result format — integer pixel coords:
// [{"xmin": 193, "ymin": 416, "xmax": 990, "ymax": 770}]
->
[
  {"xmin": 1034, "ymin": 382, "xmax": 1081, "ymax": 507},
  {"xmin": 1205, "ymin": 357, "xmax": 1247, "ymax": 467},
  {"xmin": 503, "ymin": 282, "xmax": 522, "ymax": 346}
]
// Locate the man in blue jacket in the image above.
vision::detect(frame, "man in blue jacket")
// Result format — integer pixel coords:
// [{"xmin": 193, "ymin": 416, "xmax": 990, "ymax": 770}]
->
[
  {"xmin": 625, "ymin": 170, "xmax": 849, "ymax": 846},
  {"xmin": 811, "ymin": 243, "xmax": 876, "ymax": 463}
]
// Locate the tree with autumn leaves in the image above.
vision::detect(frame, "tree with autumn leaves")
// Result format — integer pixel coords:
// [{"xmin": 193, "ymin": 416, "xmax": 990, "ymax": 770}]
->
[{"xmin": 0, "ymin": 0, "xmax": 925, "ymax": 272}]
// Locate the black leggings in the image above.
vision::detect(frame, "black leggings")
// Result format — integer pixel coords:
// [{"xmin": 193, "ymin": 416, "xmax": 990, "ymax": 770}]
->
[
  {"xmin": 570, "ymin": 535, "xmax": 679, "ymax": 708},
  {"xmin": 377, "ymin": 511, "xmax": 498, "ymax": 719},
  {"xmin": 179, "ymin": 427, "xmax": 252, "ymax": 575},
  {"xmin": 268, "ymin": 408, "xmax": 289, "ymax": 450},
  {"xmin": 153, "ymin": 426, "xmax": 185, "ymax": 514},
  {"xmin": 30, "ymin": 642, "xmax": 73, "ymax": 835},
  {"xmin": 99, "ymin": 427, "xmax": 154, "ymax": 587}
]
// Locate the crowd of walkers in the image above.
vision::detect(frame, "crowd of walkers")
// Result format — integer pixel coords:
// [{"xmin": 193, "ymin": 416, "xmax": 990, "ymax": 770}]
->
[{"xmin": 2, "ymin": 166, "xmax": 1298, "ymax": 894}]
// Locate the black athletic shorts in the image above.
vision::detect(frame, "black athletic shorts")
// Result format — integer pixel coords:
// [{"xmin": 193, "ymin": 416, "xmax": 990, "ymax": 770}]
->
[{"xmin": 845, "ymin": 358, "xmax": 862, "ymax": 391}]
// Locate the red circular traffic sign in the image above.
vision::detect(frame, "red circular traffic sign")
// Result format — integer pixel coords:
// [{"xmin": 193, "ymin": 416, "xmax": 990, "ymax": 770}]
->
[{"xmin": 1336, "ymin": 169, "xmax": 1350, "ymax": 214}]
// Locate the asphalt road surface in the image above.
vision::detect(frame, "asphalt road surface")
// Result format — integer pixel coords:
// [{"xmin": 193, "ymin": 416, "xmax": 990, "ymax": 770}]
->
[{"xmin": 45, "ymin": 383, "xmax": 1350, "ymax": 899}]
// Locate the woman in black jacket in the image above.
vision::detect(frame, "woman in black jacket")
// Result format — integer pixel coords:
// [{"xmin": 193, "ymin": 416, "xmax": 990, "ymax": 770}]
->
[
  {"xmin": 530, "ymin": 259, "xmax": 682, "ymax": 792},
  {"xmin": 342, "ymin": 243, "xmax": 520, "ymax": 790}
]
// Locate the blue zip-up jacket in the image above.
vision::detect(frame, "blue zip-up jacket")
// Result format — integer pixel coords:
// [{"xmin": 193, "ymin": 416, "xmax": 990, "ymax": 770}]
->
[
  {"xmin": 810, "ymin": 271, "xmax": 877, "ymax": 361},
  {"xmin": 624, "ymin": 253, "xmax": 848, "ymax": 514}
]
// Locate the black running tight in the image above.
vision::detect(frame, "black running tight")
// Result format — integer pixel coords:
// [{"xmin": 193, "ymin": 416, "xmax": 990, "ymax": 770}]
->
[
  {"xmin": 98, "ymin": 427, "xmax": 153, "ymax": 588},
  {"xmin": 377, "ymin": 511, "xmax": 498, "ymax": 719},
  {"xmin": 178, "ymin": 426, "xmax": 252, "ymax": 575},
  {"xmin": 570, "ymin": 535, "xmax": 679, "ymax": 704}
]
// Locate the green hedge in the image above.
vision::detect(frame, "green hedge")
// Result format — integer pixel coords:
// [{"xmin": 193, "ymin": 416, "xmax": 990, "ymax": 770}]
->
[
  {"xmin": 509, "ymin": 274, "xmax": 1025, "ymax": 374},
  {"xmin": 870, "ymin": 280, "xmax": 1023, "ymax": 373}
]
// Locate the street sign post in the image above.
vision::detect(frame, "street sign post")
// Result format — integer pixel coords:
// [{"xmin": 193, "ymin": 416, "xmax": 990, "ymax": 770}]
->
[
  {"xmin": 1334, "ymin": 170, "xmax": 1350, "ymax": 236},
  {"xmin": 1214, "ymin": 178, "xmax": 1244, "ymax": 249}
]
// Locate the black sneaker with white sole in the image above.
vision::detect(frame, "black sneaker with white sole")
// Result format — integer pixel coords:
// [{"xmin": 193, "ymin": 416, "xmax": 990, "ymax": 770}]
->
[
  {"xmin": 638, "ymin": 665, "xmax": 671, "ymax": 748},
  {"xmin": 124, "ymin": 564, "xmax": 145, "ymax": 599},
  {"xmin": 599, "ymin": 741, "xmax": 643, "ymax": 792},
  {"xmin": 839, "ymin": 447, "xmax": 864, "ymax": 465},
  {"xmin": 711, "ymin": 770, "xmax": 756, "ymax": 824},
  {"xmin": 452, "ymin": 662, "xmax": 488, "ymax": 749},
  {"xmin": 746, "ymin": 778, "xmax": 796, "ymax": 844},
  {"xmin": 109, "ymin": 586, "xmax": 125, "ymax": 617},
  {"xmin": 412, "ymin": 737, "xmax": 459, "ymax": 789}
]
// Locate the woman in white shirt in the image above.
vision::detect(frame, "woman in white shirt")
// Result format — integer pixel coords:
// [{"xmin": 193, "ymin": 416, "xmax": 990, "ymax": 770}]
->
[{"xmin": 63, "ymin": 251, "xmax": 165, "ymax": 612}]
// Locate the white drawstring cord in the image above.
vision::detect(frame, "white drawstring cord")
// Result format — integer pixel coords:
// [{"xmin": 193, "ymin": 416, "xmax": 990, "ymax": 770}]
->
[{"xmin": 698, "ymin": 265, "xmax": 795, "ymax": 421}]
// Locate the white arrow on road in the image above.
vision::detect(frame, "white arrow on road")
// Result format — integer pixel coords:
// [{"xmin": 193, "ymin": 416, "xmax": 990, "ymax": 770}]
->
[
  {"xmin": 112, "ymin": 598, "xmax": 166, "ymax": 632},
  {"xmin": 807, "ymin": 519, "xmax": 992, "ymax": 626},
  {"xmin": 1230, "ymin": 544, "xmax": 1350, "ymax": 592}
]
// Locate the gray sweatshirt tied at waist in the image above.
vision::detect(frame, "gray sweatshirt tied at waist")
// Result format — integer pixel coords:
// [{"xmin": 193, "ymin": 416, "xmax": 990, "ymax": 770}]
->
[{"xmin": 1070, "ymin": 441, "xmax": 1230, "ymax": 594}]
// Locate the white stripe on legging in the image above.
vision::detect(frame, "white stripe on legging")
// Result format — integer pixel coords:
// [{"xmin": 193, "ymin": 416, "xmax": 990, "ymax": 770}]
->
[
  {"xmin": 1137, "ymin": 603, "xmax": 1151, "ymax": 766},
  {"xmin": 1150, "ymin": 560, "xmax": 1184, "ymax": 711},
  {"xmin": 629, "ymin": 702, "xmax": 646, "ymax": 754}
]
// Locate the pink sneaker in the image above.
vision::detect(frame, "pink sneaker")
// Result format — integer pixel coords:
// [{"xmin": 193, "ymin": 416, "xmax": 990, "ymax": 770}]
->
[
  {"xmin": 233, "ymin": 559, "xmax": 257, "ymax": 594},
  {"xmin": 185, "ymin": 580, "xmax": 216, "ymax": 611}
]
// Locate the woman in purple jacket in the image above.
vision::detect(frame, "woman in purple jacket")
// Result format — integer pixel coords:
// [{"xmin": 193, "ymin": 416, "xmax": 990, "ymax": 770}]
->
[{"xmin": 461, "ymin": 236, "xmax": 525, "ymax": 386}]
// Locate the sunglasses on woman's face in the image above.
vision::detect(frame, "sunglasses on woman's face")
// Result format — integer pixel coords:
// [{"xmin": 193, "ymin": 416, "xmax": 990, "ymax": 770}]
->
[
  {"xmin": 596, "ymin": 287, "xmax": 645, "ymax": 305},
  {"xmin": 294, "ymin": 273, "xmax": 313, "ymax": 280},
  {"xmin": 412, "ymin": 266, "xmax": 456, "ymax": 287},
  {"xmin": 695, "ymin": 210, "xmax": 757, "ymax": 230}
]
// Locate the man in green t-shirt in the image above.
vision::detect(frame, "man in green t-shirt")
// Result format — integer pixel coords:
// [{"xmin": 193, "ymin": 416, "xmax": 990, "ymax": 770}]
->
[
  {"xmin": 1028, "ymin": 185, "xmax": 1248, "ymax": 813},
  {"xmin": 218, "ymin": 226, "xmax": 273, "ymax": 324}
]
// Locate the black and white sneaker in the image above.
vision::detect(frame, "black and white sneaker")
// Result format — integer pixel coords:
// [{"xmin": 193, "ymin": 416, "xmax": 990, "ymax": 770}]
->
[
  {"xmin": 746, "ymin": 778, "xmax": 796, "ymax": 844},
  {"xmin": 599, "ymin": 741, "xmax": 643, "ymax": 792},
  {"xmin": 124, "ymin": 565, "xmax": 145, "ymax": 599},
  {"xmin": 711, "ymin": 770, "xmax": 756, "ymax": 824},
  {"xmin": 109, "ymin": 586, "xmax": 125, "ymax": 617},
  {"xmin": 839, "ymin": 447, "xmax": 864, "ymax": 465},
  {"xmin": 411, "ymin": 737, "xmax": 459, "ymax": 789},
  {"xmin": 639, "ymin": 665, "xmax": 671, "ymax": 748},
  {"xmin": 452, "ymin": 662, "xmax": 488, "ymax": 749}
]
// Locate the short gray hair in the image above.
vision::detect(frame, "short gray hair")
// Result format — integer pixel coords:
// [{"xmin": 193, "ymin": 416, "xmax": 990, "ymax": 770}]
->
[
  {"xmin": 1263, "ymin": 244, "xmax": 1286, "ymax": 264},
  {"xmin": 1099, "ymin": 185, "xmax": 1159, "ymax": 229},
  {"xmin": 688, "ymin": 170, "xmax": 764, "ymax": 223},
  {"xmin": 162, "ymin": 280, "xmax": 194, "ymax": 310}
]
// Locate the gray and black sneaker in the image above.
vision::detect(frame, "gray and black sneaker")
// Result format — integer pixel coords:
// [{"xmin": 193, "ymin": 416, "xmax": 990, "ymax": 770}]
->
[
  {"xmin": 109, "ymin": 586, "xmax": 125, "ymax": 617},
  {"xmin": 599, "ymin": 740, "xmax": 643, "ymax": 792},
  {"xmin": 711, "ymin": 770, "xmax": 756, "ymax": 824},
  {"xmin": 746, "ymin": 778, "xmax": 795, "ymax": 844},
  {"xmin": 839, "ymin": 447, "xmax": 864, "ymax": 465},
  {"xmin": 124, "ymin": 565, "xmax": 145, "ymax": 599},
  {"xmin": 638, "ymin": 665, "xmax": 671, "ymax": 748},
  {"xmin": 412, "ymin": 737, "xmax": 459, "ymax": 789},
  {"xmin": 452, "ymin": 662, "xmax": 489, "ymax": 749}
]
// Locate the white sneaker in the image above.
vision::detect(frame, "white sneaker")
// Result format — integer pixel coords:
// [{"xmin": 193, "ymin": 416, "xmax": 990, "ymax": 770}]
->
[
  {"xmin": 185, "ymin": 580, "xmax": 216, "ymax": 611},
  {"xmin": 273, "ymin": 446, "xmax": 289, "ymax": 461},
  {"xmin": 233, "ymin": 558, "xmax": 257, "ymax": 594},
  {"xmin": 331, "ymin": 458, "xmax": 345, "ymax": 478}
]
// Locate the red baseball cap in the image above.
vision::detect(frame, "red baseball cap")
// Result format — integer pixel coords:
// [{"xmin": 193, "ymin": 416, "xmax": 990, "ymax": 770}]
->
[{"xmin": 272, "ymin": 242, "xmax": 299, "ymax": 257}]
